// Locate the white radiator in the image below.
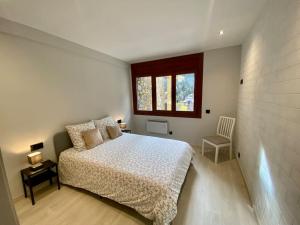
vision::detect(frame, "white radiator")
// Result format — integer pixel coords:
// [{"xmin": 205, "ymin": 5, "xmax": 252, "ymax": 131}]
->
[{"xmin": 146, "ymin": 120, "xmax": 168, "ymax": 135}]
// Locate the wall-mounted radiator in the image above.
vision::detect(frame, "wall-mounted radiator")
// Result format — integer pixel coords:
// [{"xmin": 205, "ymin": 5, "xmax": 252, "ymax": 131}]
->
[{"xmin": 146, "ymin": 120, "xmax": 168, "ymax": 135}]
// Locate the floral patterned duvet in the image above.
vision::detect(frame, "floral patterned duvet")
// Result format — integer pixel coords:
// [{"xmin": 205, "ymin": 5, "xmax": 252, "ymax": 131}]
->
[{"xmin": 59, "ymin": 133, "xmax": 192, "ymax": 225}]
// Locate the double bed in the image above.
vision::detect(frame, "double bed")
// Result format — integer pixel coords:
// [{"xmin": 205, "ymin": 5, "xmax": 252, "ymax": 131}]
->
[{"xmin": 57, "ymin": 133, "xmax": 193, "ymax": 225}]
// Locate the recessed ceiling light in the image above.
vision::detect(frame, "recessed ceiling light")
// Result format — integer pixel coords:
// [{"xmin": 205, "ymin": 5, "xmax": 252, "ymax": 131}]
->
[{"xmin": 219, "ymin": 30, "xmax": 224, "ymax": 36}]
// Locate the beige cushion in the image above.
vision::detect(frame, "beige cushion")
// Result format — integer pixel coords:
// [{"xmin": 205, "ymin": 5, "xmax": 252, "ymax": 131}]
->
[
  {"xmin": 106, "ymin": 125, "xmax": 122, "ymax": 139},
  {"xmin": 94, "ymin": 116, "xmax": 118, "ymax": 140},
  {"xmin": 203, "ymin": 136, "xmax": 230, "ymax": 145},
  {"xmin": 82, "ymin": 128, "xmax": 103, "ymax": 150},
  {"xmin": 65, "ymin": 121, "xmax": 96, "ymax": 151}
]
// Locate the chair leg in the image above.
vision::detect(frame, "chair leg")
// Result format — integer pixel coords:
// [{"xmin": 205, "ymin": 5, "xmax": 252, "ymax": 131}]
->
[
  {"xmin": 229, "ymin": 143, "xmax": 232, "ymax": 160},
  {"xmin": 215, "ymin": 147, "xmax": 219, "ymax": 164},
  {"xmin": 202, "ymin": 140, "xmax": 205, "ymax": 156}
]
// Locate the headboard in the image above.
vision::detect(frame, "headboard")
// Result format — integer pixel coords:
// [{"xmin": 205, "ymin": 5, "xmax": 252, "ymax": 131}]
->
[{"xmin": 53, "ymin": 131, "xmax": 73, "ymax": 160}]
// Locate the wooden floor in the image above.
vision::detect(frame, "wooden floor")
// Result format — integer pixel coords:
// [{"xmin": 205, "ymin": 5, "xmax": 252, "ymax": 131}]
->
[{"xmin": 14, "ymin": 148, "xmax": 258, "ymax": 225}]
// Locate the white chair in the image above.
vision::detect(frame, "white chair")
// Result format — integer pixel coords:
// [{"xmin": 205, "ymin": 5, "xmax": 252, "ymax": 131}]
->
[{"xmin": 202, "ymin": 116, "xmax": 236, "ymax": 164}]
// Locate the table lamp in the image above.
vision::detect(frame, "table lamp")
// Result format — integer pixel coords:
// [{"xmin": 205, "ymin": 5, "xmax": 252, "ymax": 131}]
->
[
  {"xmin": 27, "ymin": 142, "xmax": 44, "ymax": 171},
  {"xmin": 119, "ymin": 122, "xmax": 127, "ymax": 129}
]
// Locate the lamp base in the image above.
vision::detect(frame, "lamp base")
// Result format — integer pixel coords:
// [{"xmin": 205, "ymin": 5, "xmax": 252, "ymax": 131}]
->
[{"xmin": 30, "ymin": 162, "xmax": 44, "ymax": 171}]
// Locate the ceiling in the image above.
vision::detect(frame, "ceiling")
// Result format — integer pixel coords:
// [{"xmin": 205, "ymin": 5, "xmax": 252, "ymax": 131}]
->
[{"xmin": 0, "ymin": 0, "xmax": 267, "ymax": 63}]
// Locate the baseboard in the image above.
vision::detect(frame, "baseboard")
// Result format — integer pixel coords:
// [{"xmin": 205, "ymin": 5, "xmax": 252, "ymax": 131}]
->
[
  {"xmin": 13, "ymin": 195, "xmax": 24, "ymax": 203},
  {"xmin": 235, "ymin": 154, "xmax": 261, "ymax": 225}
]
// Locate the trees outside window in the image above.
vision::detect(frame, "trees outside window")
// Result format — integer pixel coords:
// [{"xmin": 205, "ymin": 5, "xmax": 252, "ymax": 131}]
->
[
  {"xmin": 156, "ymin": 76, "xmax": 172, "ymax": 111},
  {"xmin": 136, "ymin": 76, "xmax": 152, "ymax": 111},
  {"xmin": 176, "ymin": 73, "xmax": 195, "ymax": 112}
]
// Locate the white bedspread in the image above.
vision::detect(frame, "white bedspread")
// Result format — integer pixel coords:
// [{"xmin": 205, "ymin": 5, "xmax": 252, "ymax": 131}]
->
[{"xmin": 59, "ymin": 133, "xmax": 192, "ymax": 225}]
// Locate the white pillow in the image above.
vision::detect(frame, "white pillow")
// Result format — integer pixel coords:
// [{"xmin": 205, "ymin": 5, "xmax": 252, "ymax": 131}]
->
[
  {"xmin": 65, "ymin": 121, "xmax": 96, "ymax": 150},
  {"xmin": 94, "ymin": 116, "xmax": 118, "ymax": 140}
]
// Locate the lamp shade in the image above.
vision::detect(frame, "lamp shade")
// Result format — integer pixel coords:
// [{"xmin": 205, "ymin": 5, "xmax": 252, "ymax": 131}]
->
[
  {"xmin": 119, "ymin": 122, "xmax": 127, "ymax": 129},
  {"xmin": 27, "ymin": 151, "xmax": 43, "ymax": 165}
]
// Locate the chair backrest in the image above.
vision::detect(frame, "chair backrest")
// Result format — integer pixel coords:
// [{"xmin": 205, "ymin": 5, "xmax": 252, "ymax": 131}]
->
[{"xmin": 216, "ymin": 116, "xmax": 236, "ymax": 140}]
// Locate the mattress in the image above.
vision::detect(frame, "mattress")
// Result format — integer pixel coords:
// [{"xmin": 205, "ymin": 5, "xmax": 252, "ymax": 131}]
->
[{"xmin": 59, "ymin": 133, "xmax": 192, "ymax": 225}]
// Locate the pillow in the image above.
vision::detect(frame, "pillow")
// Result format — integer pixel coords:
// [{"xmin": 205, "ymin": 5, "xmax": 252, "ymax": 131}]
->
[
  {"xmin": 94, "ymin": 116, "xmax": 118, "ymax": 140},
  {"xmin": 81, "ymin": 128, "xmax": 103, "ymax": 150},
  {"xmin": 65, "ymin": 121, "xmax": 95, "ymax": 150},
  {"xmin": 106, "ymin": 125, "xmax": 122, "ymax": 139}
]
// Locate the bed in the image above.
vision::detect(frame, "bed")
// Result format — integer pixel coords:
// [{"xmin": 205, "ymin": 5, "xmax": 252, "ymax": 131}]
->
[{"xmin": 57, "ymin": 133, "xmax": 193, "ymax": 225}]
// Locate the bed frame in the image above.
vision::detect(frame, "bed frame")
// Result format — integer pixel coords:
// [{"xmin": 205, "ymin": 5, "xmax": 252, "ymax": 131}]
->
[{"xmin": 53, "ymin": 131, "xmax": 73, "ymax": 160}]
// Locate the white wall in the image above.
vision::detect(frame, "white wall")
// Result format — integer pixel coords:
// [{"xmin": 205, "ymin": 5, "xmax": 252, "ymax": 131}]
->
[
  {"xmin": 236, "ymin": 0, "xmax": 300, "ymax": 224},
  {"xmin": 0, "ymin": 18, "xmax": 132, "ymax": 198},
  {"xmin": 133, "ymin": 46, "xmax": 241, "ymax": 146}
]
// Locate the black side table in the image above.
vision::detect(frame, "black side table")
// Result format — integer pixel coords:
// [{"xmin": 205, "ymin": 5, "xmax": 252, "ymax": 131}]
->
[
  {"xmin": 20, "ymin": 160, "xmax": 60, "ymax": 205},
  {"xmin": 121, "ymin": 129, "xmax": 132, "ymax": 133}
]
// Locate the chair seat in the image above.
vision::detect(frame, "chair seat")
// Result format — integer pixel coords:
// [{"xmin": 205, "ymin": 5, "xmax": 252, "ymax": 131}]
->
[{"xmin": 203, "ymin": 136, "xmax": 230, "ymax": 145}]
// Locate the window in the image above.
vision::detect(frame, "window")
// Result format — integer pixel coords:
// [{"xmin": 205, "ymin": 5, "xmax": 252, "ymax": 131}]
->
[
  {"xmin": 176, "ymin": 73, "xmax": 195, "ymax": 112},
  {"xmin": 156, "ymin": 76, "xmax": 172, "ymax": 111},
  {"xmin": 136, "ymin": 76, "xmax": 152, "ymax": 111},
  {"xmin": 131, "ymin": 53, "xmax": 203, "ymax": 118}
]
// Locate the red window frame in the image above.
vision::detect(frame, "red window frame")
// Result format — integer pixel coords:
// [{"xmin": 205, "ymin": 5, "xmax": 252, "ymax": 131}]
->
[{"xmin": 131, "ymin": 53, "xmax": 203, "ymax": 118}]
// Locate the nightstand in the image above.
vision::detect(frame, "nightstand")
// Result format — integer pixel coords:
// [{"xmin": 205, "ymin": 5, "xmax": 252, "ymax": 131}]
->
[
  {"xmin": 122, "ymin": 129, "xmax": 132, "ymax": 133},
  {"xmin": 20, "ymin": 160, "xmax": 60, "ymax": 205}
]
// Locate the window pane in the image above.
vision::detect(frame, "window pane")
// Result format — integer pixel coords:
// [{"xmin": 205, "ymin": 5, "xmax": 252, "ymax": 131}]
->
[
  {"xmin": 156, "ymin": 76, "xmax": 172, "ymax": 111},
  {"xmin": 136, "ymin": 76, "xmax": 152, "ymax": 111},
  {"xmin": 176, "ymin": 73, "xmax": 195, "ymax": 111}
]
